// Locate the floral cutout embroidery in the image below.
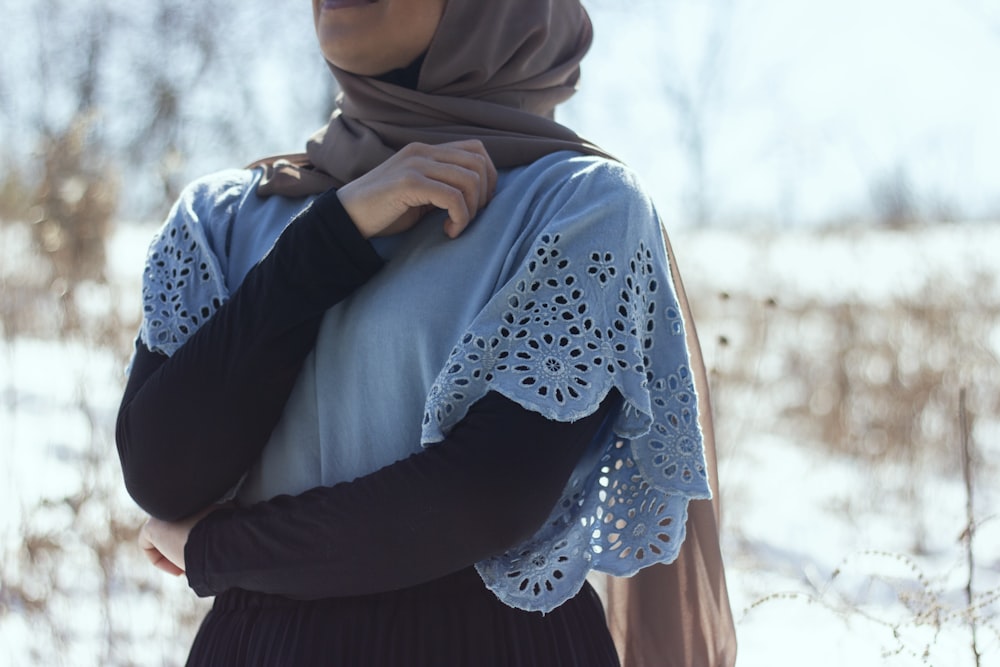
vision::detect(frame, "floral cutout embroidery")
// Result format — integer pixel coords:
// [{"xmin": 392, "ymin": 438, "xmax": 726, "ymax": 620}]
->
[
  {"xmin": 141, "ymin": 217, "xmax": 226, "ymax": 356},
  {"xmin": 587, "ymin": 251, "xmax": 617, "ymax": 287},
  {"xmin": 422, "ymin": 227, "xmax": 709, "ymax": 612}
]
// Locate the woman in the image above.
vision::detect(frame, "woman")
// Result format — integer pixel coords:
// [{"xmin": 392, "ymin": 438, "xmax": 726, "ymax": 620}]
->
[{"xmin": 116, "ymin": 0, "xmax": 736, "ymax": 664}]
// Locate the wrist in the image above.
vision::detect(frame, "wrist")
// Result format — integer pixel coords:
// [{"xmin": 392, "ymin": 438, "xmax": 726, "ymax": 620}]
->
[
  {"xmin": 183, "ymin": 506, "xmax": 233, "ymax": 597},
  {"xmin": 336, "ymin": 185, "xmax": 375, "ymax": 239}
]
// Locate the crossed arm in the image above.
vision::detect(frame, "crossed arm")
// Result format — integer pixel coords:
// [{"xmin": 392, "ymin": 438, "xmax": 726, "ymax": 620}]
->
[{"xmin": 117, "ymin": 141, "xmax": 616, "ymax": 598}]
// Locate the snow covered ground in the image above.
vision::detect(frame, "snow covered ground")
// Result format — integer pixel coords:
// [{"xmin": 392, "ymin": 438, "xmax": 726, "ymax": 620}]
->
[
  {"xmin": 1, "ymin": 220, "xmax": 998, "ymax": 666},
  {"xmin": 677, "ymin": 222, "xmax": 1000, "ymax": 666}
]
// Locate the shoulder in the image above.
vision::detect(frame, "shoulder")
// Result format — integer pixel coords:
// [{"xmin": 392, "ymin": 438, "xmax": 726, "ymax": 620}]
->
[
  {"xmin": 518, "ymin": 152, "xmax": 651, "ymax": 199},
  {"xmin": 507, "ymin": 152, "xmax": 657, "ymax": 225},
  {"xmin": 175, "ymin": 168, "xmax": 256, "ymax": 203},
  {"xmin": 151, "ymin": 169, "xmax": 259, "ymax": 265},
  {"xmin": 166, "ymin": 169, "xmax": 258, "ymax": 232},
  {"xmin": 140, "ymin": 170, "xmax": 256, "ymax": 355},
  {"xmin": 497, "ymin": 152, "xmax": 659, "ymax": 247}
]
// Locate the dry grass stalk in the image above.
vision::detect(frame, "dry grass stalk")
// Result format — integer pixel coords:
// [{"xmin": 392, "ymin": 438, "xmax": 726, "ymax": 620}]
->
[{"xmin": 959, "ymin": 387, "xmax": 982, "ymax": 667}]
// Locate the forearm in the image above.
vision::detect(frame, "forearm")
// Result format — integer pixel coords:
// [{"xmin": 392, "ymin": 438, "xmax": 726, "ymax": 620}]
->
[
  {"xmin": 184, "ymin": 390, "xmax": 618, "ymax": 599},
  {"xmin": 117, "ymin": 190, "xmax": 384, "ymax": 521}
]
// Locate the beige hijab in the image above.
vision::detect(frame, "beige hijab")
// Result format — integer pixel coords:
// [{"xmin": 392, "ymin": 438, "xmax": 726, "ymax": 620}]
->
[
  {"xmin": 254, "ymin": 0, "xmax": 613, "ymax": 195},
  {"xmin": 255, "ymin": 0, "xmax": 736, "ymax": 663}
]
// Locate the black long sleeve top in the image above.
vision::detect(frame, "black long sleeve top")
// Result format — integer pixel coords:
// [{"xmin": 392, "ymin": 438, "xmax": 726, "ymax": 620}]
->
[
  {"xmin": 116, "ymin": 188, "xmax": 385, "ymax": 521},
  {"xmin": 116, "ymin": 186, "xmax": 614, "ymax": 599}
]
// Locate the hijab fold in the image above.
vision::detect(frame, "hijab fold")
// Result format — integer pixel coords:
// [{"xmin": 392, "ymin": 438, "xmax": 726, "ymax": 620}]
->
[{"xmin": 252, "ymin": 1, "xmax": 736, "ymax": 663}]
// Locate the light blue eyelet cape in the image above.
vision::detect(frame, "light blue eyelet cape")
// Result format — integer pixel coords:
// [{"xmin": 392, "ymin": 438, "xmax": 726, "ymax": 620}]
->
[{"xmin": 139, "ymin": 151, "xmax": 711, "ymax": 613}]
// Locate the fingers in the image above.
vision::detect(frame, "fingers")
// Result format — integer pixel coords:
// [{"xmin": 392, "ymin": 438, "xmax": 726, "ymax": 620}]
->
[
  {"xmin": 426, "ymin": 140, "xmax": 497, "ymax": 211},
  {"xmin": 147, "ymin": 548, "xmax": 185, "ymax": 576},
  {"xmin": 446, "ymin": 143, "xmax": 497, "ymax": 237},
  {"xmin": 138, "ymin": 520, "xmax": 184, "ymax": 576},
  {"xmin": 398, "ymin": 161, "xmax": 478, "ymax": 236},
  {"xmin": 340, "ymin": 140, "xmax": 498, "ymax": 240},
  {"xmin": 398, "ymin": 141, "xmax": 497, "ymax": 238}
]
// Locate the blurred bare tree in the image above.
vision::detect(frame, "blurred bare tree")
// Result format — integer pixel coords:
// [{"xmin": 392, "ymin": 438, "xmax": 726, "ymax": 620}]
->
[
  {"xmin": 33, "ymin": 115, "xmax": 118, "ymax": 329},
  {"xmin": 659, "ymin": 0, "xmax": 735, "ymax": 228},
  {"xmin": 868, "ymin": 164, "xmax": 920, "ymax": 229},
  {"xmin": 0, "ymin": 0, "xmax": 335, "ymax": 344},
  {"xmin": 0, "ymin": 0, "xmax": 330, "ymax": 221},
  {"xmin": 606, "ymin": 0, "xmax": 736, "ymax": 227}
]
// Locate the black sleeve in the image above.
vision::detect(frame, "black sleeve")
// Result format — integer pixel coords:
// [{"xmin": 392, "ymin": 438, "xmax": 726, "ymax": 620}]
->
[
  {"xmin": 116, "ymin": 189, "xmax": 384, "ymax": 521},
  {"xmin": 184, "ymin": 390, "xmax": 619, "ymax": 599}
]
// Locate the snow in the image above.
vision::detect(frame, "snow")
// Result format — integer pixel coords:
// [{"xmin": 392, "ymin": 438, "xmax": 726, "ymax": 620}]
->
[
  {"xmin": 673, "ymin": 222, "xmax": 1000, "ymax": 304},
  {"xmin": 2, "ymin": 221, "xmax": 999, "ymax": 665},
  {"xmin": 725, "ymin": 435, "xmax": 1000, "ymax": 666}
]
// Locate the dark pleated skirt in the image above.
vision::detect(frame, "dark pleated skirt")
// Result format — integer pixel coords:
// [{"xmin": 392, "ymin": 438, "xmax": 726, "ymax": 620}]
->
[{"xmin": 185, "ymin": 567, "xmax": 620, "ymax": 667}]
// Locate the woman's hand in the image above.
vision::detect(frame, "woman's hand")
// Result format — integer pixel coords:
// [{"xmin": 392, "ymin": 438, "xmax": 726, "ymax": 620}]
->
[
  {"xmin": 337, "ymin": 140, "xmax": 498, "ymax": 240},
  {"xmin": 138, "ymin": 505, "xmax": 221, "ymax": 576}
]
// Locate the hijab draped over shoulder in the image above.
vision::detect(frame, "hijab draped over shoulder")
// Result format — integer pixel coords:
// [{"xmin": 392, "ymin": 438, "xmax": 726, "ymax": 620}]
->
[{"xmin": 253, "ymin": 1, "xmax": 736, "ymax": 664}]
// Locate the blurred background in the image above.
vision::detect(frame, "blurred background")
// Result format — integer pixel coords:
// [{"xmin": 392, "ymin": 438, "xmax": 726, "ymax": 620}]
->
[{"xmin": 1, "ymin": 0, "xmax": 998, "ymax": 664}]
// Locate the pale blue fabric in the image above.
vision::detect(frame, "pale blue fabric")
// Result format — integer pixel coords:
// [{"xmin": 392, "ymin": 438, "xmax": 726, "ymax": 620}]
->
[
  {"xmin": 138, "ymin": 151, "xmax": 711, "ymax": 612},
  {"xmin": 139, "ymin": 169, "xmax": 250, "ymax": 355}
]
